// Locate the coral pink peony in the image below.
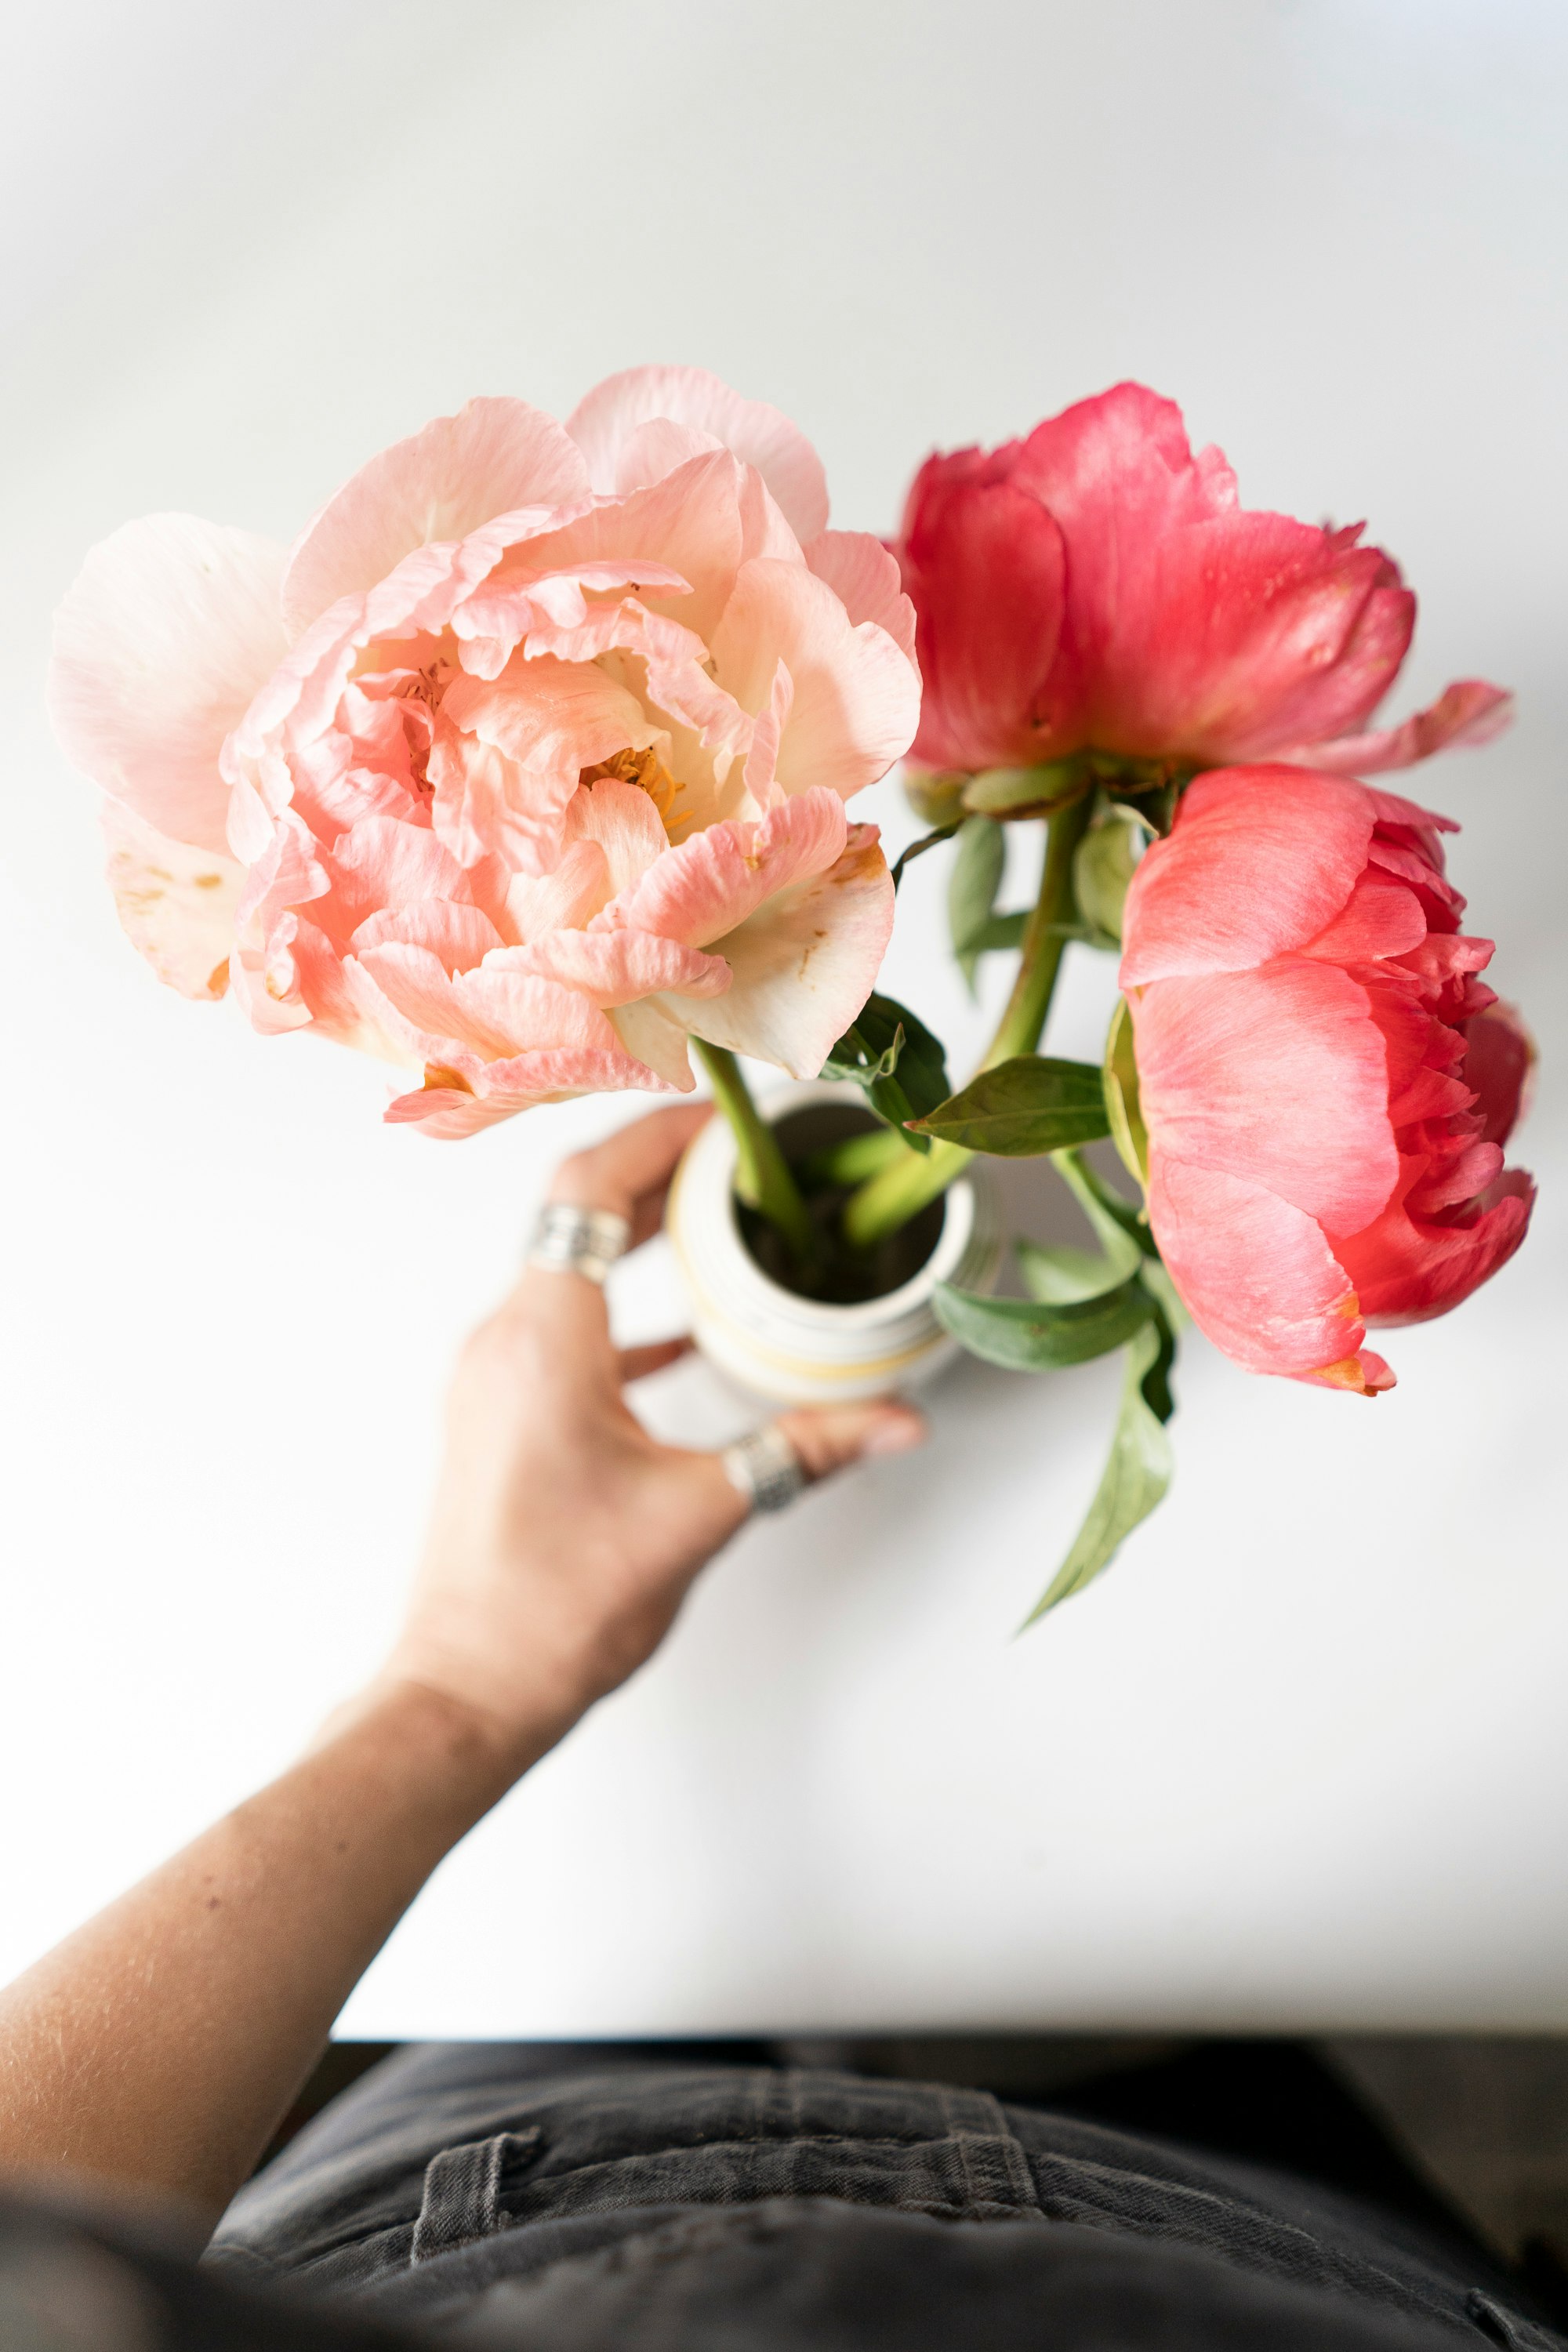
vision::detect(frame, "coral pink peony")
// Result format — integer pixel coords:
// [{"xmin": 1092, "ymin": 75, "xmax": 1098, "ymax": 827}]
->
[
  {"xmin": 1119, "ymin": 766, "xmax": 1534, "ymax": 1392},
  {"xmin": 895, "ymin": 382, "xmax": 1510, "ymax": 782},
  {"xmin": 49, "ymin": 370, "xmax": 920, "ymax": 1134}
]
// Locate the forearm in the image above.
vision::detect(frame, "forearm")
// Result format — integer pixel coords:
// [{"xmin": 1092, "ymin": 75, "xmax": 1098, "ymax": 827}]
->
[{"xmin": 0, "ymin": 1679, "xmax": 534, "ymax": 2222}]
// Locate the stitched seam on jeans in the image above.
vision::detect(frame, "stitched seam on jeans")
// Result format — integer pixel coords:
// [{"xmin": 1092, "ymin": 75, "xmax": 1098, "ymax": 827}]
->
[{"xmin": 1032, "ymin": 2155, "xmax": 1461, "ymax": 2320}]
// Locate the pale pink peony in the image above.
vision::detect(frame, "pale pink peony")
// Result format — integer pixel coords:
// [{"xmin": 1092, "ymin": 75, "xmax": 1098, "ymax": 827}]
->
[
  {"xmin": 1120, "ymin": 766, "xmax": 1534, "ymax": 1393},
  {"xmin": 895, "ymin": 382, "xmax": 1511, "ymax": 781},
  {"xmin": 49, "ymin": 370, "xmax": 920, "ymax": 1134}
]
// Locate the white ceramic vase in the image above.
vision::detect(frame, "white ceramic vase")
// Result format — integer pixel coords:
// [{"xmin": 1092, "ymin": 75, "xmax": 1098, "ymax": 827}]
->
[{"xmin": 666, "ymin": 1081, "xmax": 1003, "ymax": 1406}]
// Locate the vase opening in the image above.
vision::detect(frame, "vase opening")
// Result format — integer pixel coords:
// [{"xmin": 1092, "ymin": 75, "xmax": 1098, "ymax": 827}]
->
[{"xmin": 734, "ymin": 1098, "xmax": 946, "ymax": 1306}]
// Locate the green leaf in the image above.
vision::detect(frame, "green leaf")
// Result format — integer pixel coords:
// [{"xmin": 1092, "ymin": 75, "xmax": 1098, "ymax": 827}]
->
[
  {"xmin": 961, "ymin": 761, "xmax": 1087, "ymax": 817},
  {"xmin": 821, "ymin": 993, "xmax": 951, "ymax": 1153},
  {"xmin": 1102, "ymin": 995, "xmax": 1149, "ymax": 1188},
  {"xmin": 909, "ymin": 1054, "xmax": 1111, "ymax": 1156},
  {"xmin": 947, "ymin": 815, "xmax": 1006, "ymax": 993},
  {"xmin": 890, "ymin": 821, "xmax": 960, "ymax": 890},
  {"xmin": 1021, "ymin": 1307, "xmax": 1178, "ymax": 1624},
  {"xmin": 1073, "ymin": 812, "xmax": 1142, "ymax": 944},
  {"xmin": 933, "ymin": 1273, "xmax": 1154, "ymax": 1370},
  {"xmin": 1016, "ymin": 1228, "xmax": 1141, "ymax": 1303}
]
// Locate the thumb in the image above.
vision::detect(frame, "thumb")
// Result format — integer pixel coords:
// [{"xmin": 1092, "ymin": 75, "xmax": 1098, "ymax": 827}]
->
[{"xmin": 773, "ymin": 1399, "xmax": 928, "ymax": 1486}]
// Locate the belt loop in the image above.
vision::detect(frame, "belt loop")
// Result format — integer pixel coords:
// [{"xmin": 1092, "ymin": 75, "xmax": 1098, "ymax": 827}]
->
[{"xmin": 411, "ymin": 2127, "xmax": 541, "ymax": 2264}]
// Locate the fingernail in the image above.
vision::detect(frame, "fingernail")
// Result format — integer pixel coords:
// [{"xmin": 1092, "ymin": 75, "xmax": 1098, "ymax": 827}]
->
[{"xmin": 864, "ymin": 1415, "xmax": 927, "ymax": 1457}]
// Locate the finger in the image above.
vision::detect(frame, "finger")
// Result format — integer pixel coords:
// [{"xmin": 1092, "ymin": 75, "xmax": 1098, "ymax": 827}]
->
[
  {"xmin": 549, "ymin": 1102, "xmax": 713, "ymax": 1246},
  {"xmin": 616, "ymin": 1336, "xmax": 694, "ymax": 1384},
  {"xmin": 773, "ymin": 1401, "xmax": 928, "ymax": 1485}
]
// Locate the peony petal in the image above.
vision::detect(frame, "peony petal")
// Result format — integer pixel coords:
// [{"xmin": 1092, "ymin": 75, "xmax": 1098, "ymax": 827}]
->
[
  {"xmin": 1299, "ymin": 873, "xmax": 1428, "ymax": 964},
  {"xmin": 1131, "ymin": 958, "xmax": 1399, "ymax": 1235},
  {"xmin": 564, "ymin": 779, "xmax": 670, "ymax": 900},
  {"xmin": 1147, "ymin": 1156, "xmax": 1376, "ymax": 1382},
  {"xmin": 709, "ymin": 558, "xmax": 920, "ymax": 802},
  {"xmin": 608, "ymin": 996, "xmax": 699, "ymax": 1089},
  {"xmin": 493, "ymin": 929, "xmax": 730, "ymax": 1007},
  {"xmin": 898, "ymin": 452, "xmax": 1066, "ymax": 772},
  {"xmin": 430, "ymin": 655, "xmax": 655, "ymax": 872},
  {"xmin": 1461, "ymin": 999, "xmax": 1536, "ymax": 1147},
  {"xmin": 661, "ymin": 823, "xmax": 894, "ymax": 1079},
  {"xmin": 51, "ymin": 516, "xmax": 288, "ymax": 854},
  {"xmin": 100, "ymin": 803, "xmax": 244, "ymax": 1000},
  {"xmin": 281, "ymin": 398, "xmax": 589, "ymax": 638},
  {"xmin": 1120, "ymin": 767, "xmax": 1381, "ymax": 983},
  {"xmin": 1286, "ymin": 680, "xmax": 1515, "ymax": 775},
  {"xmin": 566, "ymin": 365, "xmax": 830, "ymax": 542},
  {"xmin": 804, "ymin": 531, "xmax": 917, "ymax": 665},
  {"xmin": 350, "ymin": 899, "xmax": 505, "ymax": 972},
  {"xmin": 597, "ymin": 786, "xmax": 848, "ymax": 949},
  {"xmin": 1341, "ymin": 1167, "xmax": 1534, "ymax": 1326},
  {"xmin": 1008, "ymin": 383, "xmax": 1417, "ymax": 764}
]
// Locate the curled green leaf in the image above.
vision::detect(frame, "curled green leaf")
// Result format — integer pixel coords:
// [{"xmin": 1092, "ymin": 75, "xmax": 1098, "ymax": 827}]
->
[
  {"xmin": 1102, "ymin": 996, "xmax": 1149, "ymax": 1189},
  {"xmin": 1020, "ymin": 1308, "xmax": 1178, "ymax": 1624},
  {"xmin": 933, "ymin": 1272, "xmax": 1154, "ymax": 1370}
]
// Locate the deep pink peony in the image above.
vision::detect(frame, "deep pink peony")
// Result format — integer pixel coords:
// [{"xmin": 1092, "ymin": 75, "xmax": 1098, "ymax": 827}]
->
[
  {"xmin": 895, "ymin": 382, "xmax": 1511, "ymax": 782},
  {"xmin": 50, "ymin": 369, "xmax": 920, "ymax": 1134},
  {"xmin": 1119, "ymin": 766, "xmax": 1534, "ymax": 1392}
]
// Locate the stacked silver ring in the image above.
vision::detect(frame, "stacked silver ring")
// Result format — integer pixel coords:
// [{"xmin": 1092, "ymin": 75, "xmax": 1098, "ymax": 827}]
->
[
  {"xmin": 721, "ymin": 1423, "xmax": 808, "ymax": 1514},
  {"xmin": 527, "ymin": 1202, "xmax": 632, "ymax": 1286}
]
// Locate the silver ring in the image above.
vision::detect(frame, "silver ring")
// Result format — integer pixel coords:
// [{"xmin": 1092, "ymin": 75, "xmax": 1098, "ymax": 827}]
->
[
  {"xmin": 527, "ymin": 1202, "xmax": 631, "ymax": 1285},
  {"xmin": 721, "ymin": 1422, "xmax": 808, "ymax": 1515}
]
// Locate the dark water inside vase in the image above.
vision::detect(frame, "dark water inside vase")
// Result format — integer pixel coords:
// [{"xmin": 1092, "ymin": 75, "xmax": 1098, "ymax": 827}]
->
[{"xmin": 735, "ymin": 1100, "xmax": 946, "ymax": 1305}]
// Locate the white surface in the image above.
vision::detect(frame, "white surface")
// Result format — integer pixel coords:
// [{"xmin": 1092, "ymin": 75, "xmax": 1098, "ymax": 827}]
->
[{"xmin": 1, "ymin": 0, "xmax": 1564, "ymax": 2032}]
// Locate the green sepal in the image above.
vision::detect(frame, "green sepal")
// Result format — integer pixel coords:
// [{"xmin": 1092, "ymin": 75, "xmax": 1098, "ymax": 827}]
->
[
  {"xmin": 903, "ymin": 769, "xmax": 967, "ymax": 826},
  {"xmin": 932, "ymin": 1272, "xmax": 1154, "ymax": 1370},
  {"xmin": 1021, "ymin": 1301, "xmax": 1178, "ymax": 1624},
  {"xmin": 821, "ymin": 993, "xmax": 951, "ymax": 1155},
  {"xmin": 1102, "ymin": 996, "xmax": 1149, "ymax": 1188},
  {"xmin": 947, "ymin": 815, "xmax": 1006, "ymax": 994},
  {"xmin": 961, "ymin": 761, "xmax": 1089, "ymax": 818},
  {"xmin": 909, "ymin": 1054, "xmax": 1111, "ymax": 1156},
  {"xmin": 1073, "ymin": 811, "xmax": 1142, "ymax": 945}
]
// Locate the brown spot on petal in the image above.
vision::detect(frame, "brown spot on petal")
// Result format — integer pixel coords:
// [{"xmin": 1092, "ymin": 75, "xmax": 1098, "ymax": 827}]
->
[
  {"xmin": 194, "ymin": 873, "xmax": 225, "ymax": 891},
  {"xmin": 423, "ymin": 1065, "xmax": 475, "ymax": 1094}
]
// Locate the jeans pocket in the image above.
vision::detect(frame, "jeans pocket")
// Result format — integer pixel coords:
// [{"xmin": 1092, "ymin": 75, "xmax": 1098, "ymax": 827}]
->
[{"xmin": 410, "ymin": 2129, "xmax": 543, "ymax": 2265}]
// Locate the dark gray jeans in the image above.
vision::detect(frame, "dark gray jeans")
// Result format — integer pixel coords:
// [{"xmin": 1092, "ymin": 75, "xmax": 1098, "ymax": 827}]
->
[{"xmin": 200, "ymin": 2046, "xmax": 1563, "ymax": 2348}]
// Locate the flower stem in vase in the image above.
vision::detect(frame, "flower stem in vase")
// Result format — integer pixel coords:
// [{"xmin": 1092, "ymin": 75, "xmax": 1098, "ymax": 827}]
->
[
  {"xmin": 692, "ymin": 1040, "xmax": 818, "ymax": 1269},
  {"xmin": 840, "ymin": 792, "xmax": 1094, "ymax": 1250}
]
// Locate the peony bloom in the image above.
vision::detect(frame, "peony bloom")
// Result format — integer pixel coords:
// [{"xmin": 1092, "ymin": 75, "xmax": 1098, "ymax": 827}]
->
[
  {"xmin": 49, "ymin": 369, "xmax": 920, "ymax": 1135},
  {"xmin": 1119, "ymin": 766, "xmax": 1534, "ymax": 1392},
  {"xmin": 895, "ymin": 381, "xmax": 1510, "ymax": 782}
]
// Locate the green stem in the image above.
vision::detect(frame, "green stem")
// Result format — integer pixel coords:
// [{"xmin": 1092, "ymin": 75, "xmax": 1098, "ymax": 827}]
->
[
  {"xmin": 841, "ymin": 793, "xmax": 1094, "ymax": 1250},
  {"xmin": 693, "ymin": 1040, "xmax": 816, "ymax": 1266}
]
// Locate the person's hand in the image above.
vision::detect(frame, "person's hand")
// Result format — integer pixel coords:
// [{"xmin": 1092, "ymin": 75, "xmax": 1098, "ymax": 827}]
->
[{"xmin": 372, "ymin": 1103, "xmax": 927, "ymax": 1768}]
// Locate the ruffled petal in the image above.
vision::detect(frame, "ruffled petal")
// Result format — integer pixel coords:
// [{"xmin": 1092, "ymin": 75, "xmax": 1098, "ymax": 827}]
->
[
  {"xmin": 1340, "ymin": 1167, "xmax": 1535, "ymax": 1325},
  {"xmin": 566, "ymin": 365, "xmax": 829, "ymax": 543},
  {"xmin": 709, "ymin": 558, "xmax": 920, "ymax": 802},
  {"xmin": 430, "ymin": 655, "xmax": 655, "ymax": 872},
  {"xmin": 100, "ymin": 803, "xmax": 244, "ymax": 1000},
  {"xmin": 51, "ymin": 516, "xmax": 288, "ymax": 854},
  {"xmin": 804, "ymin": 531, "xmax": 917, "ymax": 664},
  {"xmin": 662, "ymin": 824, "xmax": 894, "ymax": 1079},
  {"xmin": 495, "ymin": 929, "xmax": 730, "ymax": 1007},
  {"xmin": 1461, "ymin": 999, "xmax": 1536, "ymax": 1147},
  {"xmin": 596, "ymin": 786, "xmax": 848, "ymax": 949},
  {"xmin": 281, "ymin": 397, "xmax": 589, "ymax": 637},
  {"xmin": 1285, "ymin": 680, "xmax": 1515, "ymax": 775}
]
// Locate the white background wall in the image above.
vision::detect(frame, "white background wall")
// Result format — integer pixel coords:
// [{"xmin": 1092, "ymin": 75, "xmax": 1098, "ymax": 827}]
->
[{"xmin": 1, "ymin": 0, "xmax": 1563, "ymax": 2030}]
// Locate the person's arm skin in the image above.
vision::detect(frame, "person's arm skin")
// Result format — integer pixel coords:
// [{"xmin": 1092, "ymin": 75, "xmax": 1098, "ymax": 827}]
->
[{"xmin": 0, "ymin": 1103, "xmax": 925, "ymax": 2226}]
